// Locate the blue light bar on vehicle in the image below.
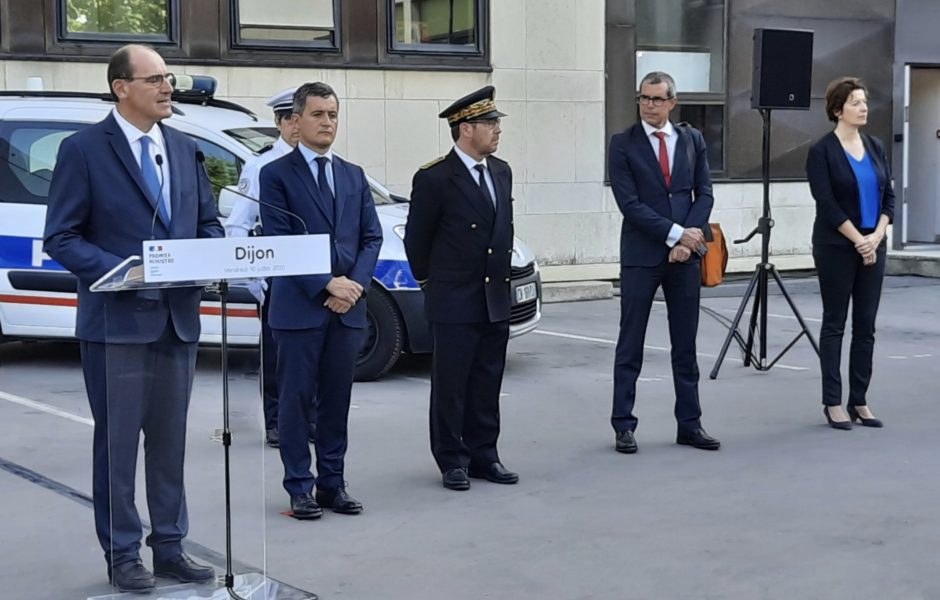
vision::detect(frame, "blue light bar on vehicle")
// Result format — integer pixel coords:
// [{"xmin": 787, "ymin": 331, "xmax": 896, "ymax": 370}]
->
[{"xmin": 172, "ymin": 75, "xmax": 216, "ymax": 100}]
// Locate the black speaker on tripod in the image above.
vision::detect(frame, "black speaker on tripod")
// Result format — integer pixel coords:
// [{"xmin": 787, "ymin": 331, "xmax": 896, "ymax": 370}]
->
[
  {"xmin": 751, "ymin": 28, "xmax": 814, "ymax": 110},
  {"xmin": 709, "ymin": 28, "xmax": 820, "ymax": 379}
]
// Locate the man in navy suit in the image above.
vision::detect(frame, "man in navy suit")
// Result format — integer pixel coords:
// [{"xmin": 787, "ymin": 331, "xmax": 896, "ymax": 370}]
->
[
  {"xmin": 259, "ymin": 82, "xmax": 382, "ymax": 519},
  {"xmin": 608, "ymin": 71, "xmax": 720, "ymax": 454},
  {"xmin": 43, "ymin": 45, "xmax": 222, "ymax": 592},
  {"xmin": 404, "ymin": 86, "xmax": 519, "ymax": 491}
]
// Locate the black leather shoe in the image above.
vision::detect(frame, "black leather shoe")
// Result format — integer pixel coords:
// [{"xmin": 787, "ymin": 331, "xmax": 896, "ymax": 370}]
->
[
  {"xmin": 677, "ymin": 428, "xmax": 721, "ymax": 450},
  {"xmin": 289, "ymin": 493, "xmax": 323, "ymax": 519},
  {"xmin": 468, "ymin": 462, "xmax": 519, "ymax": 484},
  {"xmin": 615, "ymin": 430, "xmax": 638, "ymax": 454},
  {"xmin": 847, "ymin": 405, "xmax": 883, "ymax": 428},
  {"xmin": 108, "ymin": 559, "xmax": 155, "ymax": 592},
  {"xmin": 315, "ymin": 487, "xmax": 363, "ymax": 514},
  {"xmin": 442, "ymin": 468, "xmax": 471, "ymax": 491},
  {"xmin": 265, "ymin": 428, "xmax": 279, "ymax": 448},
  {"xmin": 824, "ymin": 406, "xmax": 852, "ymax": 430},
  {"xmin": 153, "ymin": 553, "xmax": 215, "ymax": 584}
]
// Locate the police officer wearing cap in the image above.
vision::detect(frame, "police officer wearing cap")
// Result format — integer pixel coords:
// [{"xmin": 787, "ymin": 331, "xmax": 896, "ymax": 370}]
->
[
  {"xmin": 224, "ymin": 87, "xmax": 315, "ymax": 449},
  {"xmin": 404, "ymin": 86, "xmax": 519, "ymax": 491}
]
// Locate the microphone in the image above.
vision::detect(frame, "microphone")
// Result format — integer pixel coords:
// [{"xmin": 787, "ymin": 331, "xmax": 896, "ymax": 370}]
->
[
  {"xmin": 149, "ymin": 154, "xmax": 167, "ymax": 240},
  {"xmin": 196, "ymin": 150, "xmax": 310, "ymax": 234}
]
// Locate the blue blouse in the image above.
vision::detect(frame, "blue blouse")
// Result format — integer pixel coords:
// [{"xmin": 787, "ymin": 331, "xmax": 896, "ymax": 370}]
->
[{"xmin": 845, "ymin": 151, "xmax": 879, "ymax": 229}]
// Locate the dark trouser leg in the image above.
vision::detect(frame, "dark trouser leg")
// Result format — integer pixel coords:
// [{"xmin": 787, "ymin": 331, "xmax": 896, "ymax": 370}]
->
[
  {"xmin": 273, "ymin": 326, "xmax": 326, "ymax": 497},
  {"xmin": 260, "ymin": 290, "xmax": 278, "ymax": 431},
  {"xmin": 463, "ymin": 321, "xmax": 511, "ymax": 468},
  {"xmin": 814, "ymin": 245, "xmax": 857, "ymax": 406},
  {"xmin": 429, "ymin": 322, "xmax": 480, "ymax": 472},
  {"xmin": 81, "ymin": 340, "xmax": 145, "ymax": 568},
  {"xmin": 313, "ymin": 317, "xmax": 363, "ymax": 490},
  {"xmin": 848, "ymin": 244, "xmax": 887, "ymax": 406},
  {"xmin": 661, "ymin": 260, "xmax": 703, "ymax": 432},
  {"xmin": 611, "ymin": 266, "xmax": 660, "ymax": 433},
  {"xmin": 144, "ymin": 327, "xmax": 196, "ymax": 562}
]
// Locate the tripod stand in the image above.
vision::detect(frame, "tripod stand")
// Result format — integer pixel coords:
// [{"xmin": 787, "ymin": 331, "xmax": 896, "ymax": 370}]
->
[{"xmin": 709, "ymin": 108, "xmax": 819, "ymax": 379}]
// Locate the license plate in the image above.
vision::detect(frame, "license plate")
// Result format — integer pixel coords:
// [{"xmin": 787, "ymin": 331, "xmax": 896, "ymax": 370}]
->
[{"xmin": 514, "ymin": 282, "xmax": 537, "ymax": 304}]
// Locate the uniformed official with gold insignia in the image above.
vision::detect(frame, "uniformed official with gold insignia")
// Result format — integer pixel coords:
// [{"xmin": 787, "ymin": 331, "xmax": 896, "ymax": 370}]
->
[{"xmin": 404, "ymin": 86, "xmax": 519, "ymax": 491}]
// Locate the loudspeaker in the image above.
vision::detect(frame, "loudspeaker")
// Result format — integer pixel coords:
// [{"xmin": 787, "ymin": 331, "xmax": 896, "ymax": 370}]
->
[{"xmin": 751, "ymin": 28, "xmax": 814, "ymax": 110}]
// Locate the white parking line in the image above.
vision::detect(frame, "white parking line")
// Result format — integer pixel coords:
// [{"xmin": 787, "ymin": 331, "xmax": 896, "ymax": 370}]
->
[
  {"xmin": 705, "ymin": 305, "xmax": 822, "ymax": 323},
  {"xmin": 533, "ymin": 329, "xmax": 809, "ymax": 371},
  {"xmin": 0, "ymin": 390, "xmax": 93, "ymax": 426}
]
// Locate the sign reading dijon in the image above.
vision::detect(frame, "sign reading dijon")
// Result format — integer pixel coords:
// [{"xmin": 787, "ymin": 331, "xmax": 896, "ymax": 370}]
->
[{"xmin": 142, "ymin": 235, "xmax": 331, "ymax": 283}]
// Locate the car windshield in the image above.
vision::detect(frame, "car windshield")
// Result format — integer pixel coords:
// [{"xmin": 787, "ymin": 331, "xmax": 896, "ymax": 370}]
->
[{"xmin": 224, "ymin": 127, "xmax": 279, "ymax": 153}]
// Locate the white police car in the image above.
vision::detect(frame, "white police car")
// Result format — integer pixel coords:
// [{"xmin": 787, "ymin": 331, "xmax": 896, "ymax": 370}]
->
[{"xmin": 0, "ymin": 76, "xmax": 542, "ymax": 380}]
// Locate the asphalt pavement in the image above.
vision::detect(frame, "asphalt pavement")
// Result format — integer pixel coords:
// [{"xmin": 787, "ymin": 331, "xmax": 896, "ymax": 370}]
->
[{"xmin": 1, "ymin": 275, "xmax": 939, "ymax": 600}]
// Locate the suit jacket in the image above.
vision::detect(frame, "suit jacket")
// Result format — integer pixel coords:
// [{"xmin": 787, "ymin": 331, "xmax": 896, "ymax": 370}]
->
[
  {"xmin": 258, "ymin": 147, "xmax": 382, "ymax": 330},
  {"xmin": 404, "ymin": 149, "xmax": 514, "ymax": 324},
  {"xmin": 43, "ymin": 112, "xmax": 224, "ymax": 344},
  {"xmin": 805, "ymin": 131, "xmax": 895, "ymax": 246},
  {"xmin": 608, "ymin": 122, "xmax": 713, "ymax": 267}
]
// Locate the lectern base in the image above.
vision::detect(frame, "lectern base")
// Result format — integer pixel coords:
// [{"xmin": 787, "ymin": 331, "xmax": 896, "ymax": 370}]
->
[{"xmin": 87, "ymin": 572, "xmax": 317, "ymax": 600}]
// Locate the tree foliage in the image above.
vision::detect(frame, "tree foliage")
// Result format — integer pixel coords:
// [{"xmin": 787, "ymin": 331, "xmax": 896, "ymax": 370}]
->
[{"xmin": 67, "ymin": 0, "xmax": 167, "ymax": 35}]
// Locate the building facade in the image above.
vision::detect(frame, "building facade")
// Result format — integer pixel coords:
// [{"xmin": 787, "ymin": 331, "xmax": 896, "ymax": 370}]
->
[{"xmin": 0, "ymin": 1, "xmax": 927, "ymax": 280}]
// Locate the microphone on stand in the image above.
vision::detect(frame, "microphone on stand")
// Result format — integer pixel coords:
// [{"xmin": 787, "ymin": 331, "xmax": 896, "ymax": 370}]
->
[{"xmin": 196, "ymin": 150, "xmax": 310, "ymax": 234}]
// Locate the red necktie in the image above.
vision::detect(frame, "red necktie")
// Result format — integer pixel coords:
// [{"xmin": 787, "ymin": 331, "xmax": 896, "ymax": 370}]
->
[{"xmin": 653, "ymin": 131, "xmax": 671, "ymax": 188}]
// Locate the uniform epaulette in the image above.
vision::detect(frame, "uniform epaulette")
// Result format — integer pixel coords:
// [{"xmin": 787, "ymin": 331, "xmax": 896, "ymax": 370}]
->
[{"xmin": 419, "ymin": 156, "xmax": 445, "ymax": 170}]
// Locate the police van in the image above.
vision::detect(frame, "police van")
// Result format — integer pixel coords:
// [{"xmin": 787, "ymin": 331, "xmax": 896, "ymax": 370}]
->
[{"xmin": 0, "ymin": 76, "xmax": 542, "ymax": 380}]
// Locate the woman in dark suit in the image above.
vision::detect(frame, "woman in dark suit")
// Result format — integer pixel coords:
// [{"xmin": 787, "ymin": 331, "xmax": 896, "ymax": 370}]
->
[{"xmin": 806, "ymin": 77, "xmax": 894, "ymax": 430}]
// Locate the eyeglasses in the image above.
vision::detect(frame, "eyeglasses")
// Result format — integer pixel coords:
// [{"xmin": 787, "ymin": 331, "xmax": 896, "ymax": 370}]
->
[
  {"xmin": 471, "ymin": 118, "xmax": 501, "ymax": 128},
  {"xmin": 637, "ymin": 94, "xmax": 673, "ymax": 107},
  {"xmin": 122, "ymin": 73, "xmax": 176, "ymax": 88}
]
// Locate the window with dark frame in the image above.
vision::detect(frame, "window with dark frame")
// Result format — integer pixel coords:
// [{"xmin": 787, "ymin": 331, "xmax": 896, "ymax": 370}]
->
[
  {"xmin": 233, "ymin": 0, "xmax": 338, "ymax": 49},
  {"xmin": 60, "ymin": 0, "xmax": 174, "ymax": 42},
  {"xmin": 677, "ymin": 104, "xmax": 724, "ymax": 172},
  {"xmin": 389, "ymin": 0, "xmax": 481, "ymax": 54},
  {"xmin": 635, "ymin": 0, "xmax": 726, "ymax": 174},
  {"xmin": 0, "ymin": 0, "xmax": 489, "ymax": 69}
]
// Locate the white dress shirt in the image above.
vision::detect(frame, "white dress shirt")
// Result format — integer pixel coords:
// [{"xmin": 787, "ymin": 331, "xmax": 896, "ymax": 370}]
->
[
  {"xmin": 453, "ymin": 144, "xmax": 496, "ymax": 205},
  {"xmin": 298, "ymin": 143, "xmax": 336, "ymax": 197},
  {"xmin": 112, "ymin": 108, "xmax": 171, "ymax": 219},
  {"xmin": 640, "ymin": 120, "xmax": 684, "ymax": 248}
]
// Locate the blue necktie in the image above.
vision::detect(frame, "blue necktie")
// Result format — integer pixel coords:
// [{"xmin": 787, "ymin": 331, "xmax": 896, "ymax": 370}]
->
[
  {"xmin": 315, "ymin": 156, "xmax": 336, "ymax": 220},
  {"xmin": 139, "ymin": 136, "xmax": 169, "ymax": 225}
]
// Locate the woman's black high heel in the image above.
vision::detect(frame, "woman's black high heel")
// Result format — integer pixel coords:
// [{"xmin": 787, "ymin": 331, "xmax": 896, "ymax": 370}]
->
[
  {"xmin": 847, "ymin": 405, "xmax": 883, "ymax": 428},
  {"xmin": 824, "ymin": 406, "xmax": 852, "ymax": 430}
]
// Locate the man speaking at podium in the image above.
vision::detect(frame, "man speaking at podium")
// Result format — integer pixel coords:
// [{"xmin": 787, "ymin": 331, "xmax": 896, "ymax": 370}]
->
[{"xmin": 43, "ymin": 44, "xmax": 223, "ymax": 592}]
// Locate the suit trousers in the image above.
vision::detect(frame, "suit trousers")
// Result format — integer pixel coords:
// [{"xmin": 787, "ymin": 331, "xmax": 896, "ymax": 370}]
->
[
  {"xmin": 813, "ymin": 242, "xmax": 886, "ymax": 406},
  {"xmin": 612, "ymin": 260, "xmax": 703, "ymax": 434},
  {"xmin": 429, "ymin": 320, "xmax": 510, "ymax": 473},
  {"xmin": 260, "ymin": 285, "xmax": 279, "ymax": 431},
  {"xmin": 80, "ymin": 324, "xmax": 196, "ymax": 568},
  {"xmin": 273, "ymin": 316, "xmax": 363, "ymax": 496}
]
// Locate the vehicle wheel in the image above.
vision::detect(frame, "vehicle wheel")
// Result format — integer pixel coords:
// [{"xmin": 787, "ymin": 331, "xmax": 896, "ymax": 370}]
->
[{"xmin": 355, "ymin": 285, "xmax": 404, "ymax": 382}]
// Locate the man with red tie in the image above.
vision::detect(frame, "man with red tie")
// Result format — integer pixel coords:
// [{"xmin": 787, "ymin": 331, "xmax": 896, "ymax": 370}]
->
[{"xmin": 607, "ymin": 71, "xmax": 720, "ymax": 454}]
